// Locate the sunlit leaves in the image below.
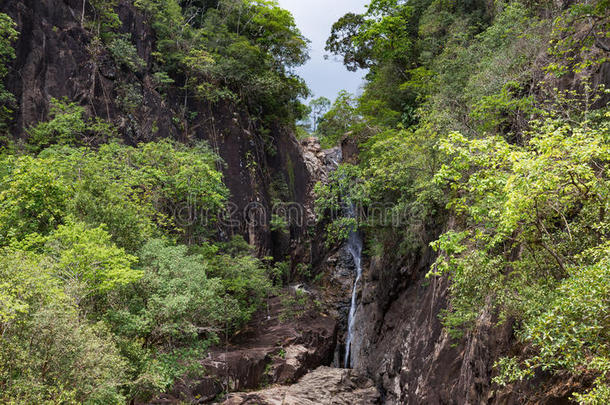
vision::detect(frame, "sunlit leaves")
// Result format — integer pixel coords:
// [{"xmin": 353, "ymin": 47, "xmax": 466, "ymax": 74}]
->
[
  {"xmin": 432, "ymin": 112, "xmax": 610, "ymax": 398},
  {"xmin": 0, "ymin": 247, "xmax": 129, "ymax": 404},
  {"xmin": 27, "ymin": 98, "xmax": 117, "ymax": 151},
  {"xmin": 0, "ymin": 155, "xmax": 69, "ymax": 243},
  {"xmin": 0, "ymin": 140, "xmax": 228, "ymax": 251},
  {"xmin": 45, "ymin": 221, "xmax": 141, "ymax": 296}
]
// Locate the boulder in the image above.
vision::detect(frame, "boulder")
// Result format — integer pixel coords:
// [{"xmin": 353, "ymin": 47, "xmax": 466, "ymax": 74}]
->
[{"xmin": 222, "ymin": 366, "xmax": 380, "ymax": 405}]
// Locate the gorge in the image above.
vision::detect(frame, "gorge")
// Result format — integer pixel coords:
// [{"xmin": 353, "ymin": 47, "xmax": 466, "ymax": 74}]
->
[{"xmin": 0, "ymin": 0, "xmax": 608, "ymax": 404}]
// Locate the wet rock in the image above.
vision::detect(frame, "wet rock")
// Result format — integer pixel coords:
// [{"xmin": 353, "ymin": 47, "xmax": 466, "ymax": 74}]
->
[
  {"xmin": 313, "ymin": 245, "xmax": 361, "ymax": 366},
  {"xmin": 350, "ymin": 246, "xmax": 525, "ymax": 404},
  {"xmin": 222, "ymin": 366, "xmax": 380, "ymax": 405},
  {"xmin": 324, "ymin": 146, "xmax": 342, "ymax": 167}
]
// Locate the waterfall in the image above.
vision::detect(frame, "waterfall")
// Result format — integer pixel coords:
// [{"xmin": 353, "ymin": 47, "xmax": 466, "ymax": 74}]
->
[{"xmin": 344, "ymin": 227, "xmax": 363, "ymax": 368}]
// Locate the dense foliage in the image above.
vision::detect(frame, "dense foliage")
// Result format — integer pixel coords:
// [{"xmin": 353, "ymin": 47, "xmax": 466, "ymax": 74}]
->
[
  {"xmin": 133, "ymin": 0, "xmax": 310, "ymax": 126},
  {"xmin": 1, "ymin": 0, "xmax": 609, "ymax": 401},
  {"xmin": 0, "ymin": 131, "xmax": 276, "ymax": 401},
  {"xmin": 0, "ymin": 1, "xmax": 302, "ymax": 400},
  {"xmin": 318, "ymin": 0, "xmax": 610, "ymax": 402}
]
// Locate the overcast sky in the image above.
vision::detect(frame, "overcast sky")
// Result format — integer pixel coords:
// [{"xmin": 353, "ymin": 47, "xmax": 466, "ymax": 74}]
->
[{"xmin": 277, "ymin": 0, "xmax": 369, "ymax": 102}]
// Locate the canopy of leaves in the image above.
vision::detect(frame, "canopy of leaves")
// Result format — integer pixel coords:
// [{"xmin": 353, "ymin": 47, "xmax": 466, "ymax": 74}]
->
[
  {"xmin": 134, "ymin": 0, "xmax": 310, "ymax": 125},
  {"xmin": 432, "ymin": 111, "xmax": 610, "ymax": 398},
  {"xmin": 318, "ymin": 0, "xmax": 610, "ymax": 402},
  {"xmin": 0, "ymin": 138, "xmax": 227, "ymax": 250},
  {"xmin": 0, "ymin": 105, "xmax": 277, "ymax": 401}
]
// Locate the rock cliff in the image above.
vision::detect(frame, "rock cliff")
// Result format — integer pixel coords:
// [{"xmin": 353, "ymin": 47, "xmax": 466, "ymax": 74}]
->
[{"xmin": 0, "ymin": 0, "xmax": 309, "ymax": 256}]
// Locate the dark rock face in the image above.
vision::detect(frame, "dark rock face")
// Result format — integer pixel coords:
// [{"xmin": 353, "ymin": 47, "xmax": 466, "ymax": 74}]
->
[
  {"xmin": 1, "ymin": 0, "xmax": 170, "ymax": 142},
  {"xmin": 0, "ymin": 0, "xmax": 310, "ymax": 256},
  {"xmin": 350, "ymin": 247, "xmax": 586, "ymax": 404},
  {"xmin": 350, "ymin": 249, "xmax": 512, "ymax": 404}
]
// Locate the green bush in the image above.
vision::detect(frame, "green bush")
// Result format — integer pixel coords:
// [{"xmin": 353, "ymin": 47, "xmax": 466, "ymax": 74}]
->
[
  {"xmin": 27, "ymin": 98, "xmax": 116, "ymax": 151},
  {"xmin": 0, "ymin": 246, "xmax": 129, "ymax": 404},
  {"xmin": 431, "ymin": 112, "xmax": 610, "ymax": 397},
  {"xmin": 108, "ymin": 35, "xmax": 145, "ymax": 71}
]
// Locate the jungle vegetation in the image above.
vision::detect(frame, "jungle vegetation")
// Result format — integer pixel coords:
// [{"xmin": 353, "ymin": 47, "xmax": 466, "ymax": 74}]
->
[{"xmin": 316, "ymin": 0, "xmax": 610, "ymax": 402}]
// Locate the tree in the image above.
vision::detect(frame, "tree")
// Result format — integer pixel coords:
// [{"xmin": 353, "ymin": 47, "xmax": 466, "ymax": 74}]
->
[
  {"xmin": 0, "ymin": 13, "xmax": 17, "ymax": 135},
  {"xmin": 135, "ymin": 0, "xmax": 310, "ymax": 124},
  {"xmin": 0, "ymin": 14, "xmax": 17, "ymax": 85},
  {"xmin": 317, "ymin": 91, "xmax": 358, "ymax": 148},
  {"xmin": 45, "ymin": 221, "xmax": 140, "ymax": 300},
  {"xmin": 309, "ymin": 96, "xmax": 331, "ymax": 132},
  {"xmin": 105, "ymin": 237, "xmax": 272, "ymax": 398},
  {"xmin": 27, "ymin": 98, "xmax": 116, "ymax": 151},
  {"xmin": 87, "ymin": 0, "xmax": 121, "ymax": 40},
  {"xmin": 134, "ymin": 239, "xmax": 225, "ymax": 346},
  {"xmin": 0, "ymin": 155, "xmax": 69, "ymax": 243},
  {"xmin": 325, "ymin": 12, "xmax": 369, "ymax": 72},
  {"xmin": 431, "ymin": 112, "xmax": 610, "ymax": 400},
  {"xmin": 0, "ymin": 249, "xmax": 128, "ymax": 404}
]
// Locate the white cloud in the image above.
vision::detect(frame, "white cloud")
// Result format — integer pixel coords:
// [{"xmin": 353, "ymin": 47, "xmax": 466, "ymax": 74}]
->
[{"xmin": 277, "ymin": 0, "xmax": 369, "ymax": 101}]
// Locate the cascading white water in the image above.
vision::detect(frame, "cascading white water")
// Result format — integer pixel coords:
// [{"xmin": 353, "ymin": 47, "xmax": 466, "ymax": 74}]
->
[{"xmin": 344, "ymin": 228, "xmax": 363, "ymax": 368}]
